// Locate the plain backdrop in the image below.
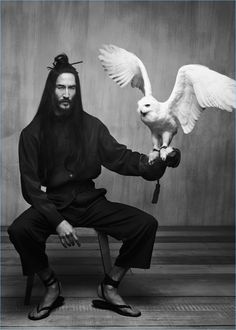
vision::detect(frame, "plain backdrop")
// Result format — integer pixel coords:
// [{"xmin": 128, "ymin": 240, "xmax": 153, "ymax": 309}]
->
[{"xmin": 1, "ymin": 1, "xmax": 234, "ymax": 226}]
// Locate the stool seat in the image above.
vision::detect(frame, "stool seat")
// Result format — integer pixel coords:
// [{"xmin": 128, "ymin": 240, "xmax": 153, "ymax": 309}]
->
[{"xmin": 24, "ymin": 229, "xmax": 112, "ymax": 305}]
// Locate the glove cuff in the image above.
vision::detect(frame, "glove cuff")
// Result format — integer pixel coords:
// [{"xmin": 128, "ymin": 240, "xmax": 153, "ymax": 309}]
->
[{"xmin": 166, "ymin": 148, "xmax": 181, "ymax": 168}]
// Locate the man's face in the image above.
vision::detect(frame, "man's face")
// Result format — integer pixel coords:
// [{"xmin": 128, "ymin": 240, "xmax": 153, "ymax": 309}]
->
[{"xmin": 53, "ymin": 73, "xmax": 76, "ymax": 117}]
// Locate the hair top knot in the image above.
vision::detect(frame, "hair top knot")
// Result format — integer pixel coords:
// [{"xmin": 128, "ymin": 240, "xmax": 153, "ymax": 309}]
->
[
  {"xmin": 53, "ymin": 53, "xmax": 69, "ymax": 67},
  {"xmin": 47, "ymin": 53, "xmax": 83, "ymax": 72}
]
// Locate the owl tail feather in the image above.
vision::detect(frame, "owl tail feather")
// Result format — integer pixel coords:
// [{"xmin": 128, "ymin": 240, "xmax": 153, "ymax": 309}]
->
[{"xmin": 152, "ymin": 180, "xmax": 160, "ymax": 204}]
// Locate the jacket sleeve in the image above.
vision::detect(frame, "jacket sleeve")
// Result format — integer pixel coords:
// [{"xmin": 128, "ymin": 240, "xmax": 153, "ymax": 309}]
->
[
  {"xmin": 98, "ymin": 121, "xmax": 168, "ymax": 180},
  {"xmin": 19, "ymin": 130, "xmax": 64, "ymax": 229},
  {"xmin": 98, "ymin": 123, "xmax": 141, "ymax": 176}
]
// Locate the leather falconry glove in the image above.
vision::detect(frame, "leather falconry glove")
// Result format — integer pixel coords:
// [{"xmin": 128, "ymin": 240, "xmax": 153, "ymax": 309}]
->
[{"xmin": 139, "ymin": 148, "xmax": 181, "ymax": 203}]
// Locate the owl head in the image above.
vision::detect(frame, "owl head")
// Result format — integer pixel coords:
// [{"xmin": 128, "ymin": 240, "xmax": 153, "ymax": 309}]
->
[{"xmin": 137, "ymin": 95, "xmax": 159, "ymax": 121}]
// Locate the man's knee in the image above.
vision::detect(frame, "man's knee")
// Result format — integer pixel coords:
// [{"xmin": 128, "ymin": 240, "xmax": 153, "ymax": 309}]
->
[
  {"xmin": 8, "ymin": 219, "xmax": 27, "ymax": 242},
  {"xmin": 145, "ymin": 214, "xmax": 158, "ymax": 231},
  {"xmin": 136, "ymin": 213, "xmax": 158, "ymax": 233},
  {"xmin": 8, "ymin": 207, "xmax": 48, "ymax": 242},
  {"xmin": 8, "ymin": 210, "xmax": 35, "ymax": 241}
]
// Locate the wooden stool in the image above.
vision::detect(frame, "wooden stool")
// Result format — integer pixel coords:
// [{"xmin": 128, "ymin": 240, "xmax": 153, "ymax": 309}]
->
[{"xmin": 24, "ymin": 230, "xmax": 112, "ymax": 305}]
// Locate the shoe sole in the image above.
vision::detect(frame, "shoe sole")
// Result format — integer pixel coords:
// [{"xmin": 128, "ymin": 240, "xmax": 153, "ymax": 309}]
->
[
  {"xmin": 92, "ymin": 299, "xmax": 141, "ymax": 317},
  {"xmin": 28, "ymin": 296, "xmax": 65, "ymax": 321}
]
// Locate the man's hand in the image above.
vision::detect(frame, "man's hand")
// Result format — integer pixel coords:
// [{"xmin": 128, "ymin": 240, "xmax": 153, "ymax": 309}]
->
[
  {"xmin": 56, "ymin": 220, "xmax": 81, "ymax": 248},
  {"xmin": 139, "ymin": 148, "xmax": 181, "ymax": 181}
]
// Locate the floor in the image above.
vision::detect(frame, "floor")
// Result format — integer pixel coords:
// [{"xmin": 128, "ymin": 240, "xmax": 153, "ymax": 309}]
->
[{"xmin": 1, "ymin": 226, "xmax": 235, "ymax": 329}]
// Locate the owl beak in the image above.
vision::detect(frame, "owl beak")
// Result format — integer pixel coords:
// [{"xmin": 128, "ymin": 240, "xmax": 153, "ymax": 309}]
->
[
  {"xmin": 137, "ymin": 103, "xmax": 150, "ymax": 116},
  {"xmin": 140, "ymin": 110, "xmax": 147, "ymax": 117}
]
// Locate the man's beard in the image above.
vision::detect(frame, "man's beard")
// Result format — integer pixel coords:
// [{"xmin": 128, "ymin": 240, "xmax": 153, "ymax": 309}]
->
[{"xmin": 51, "ymin": 96, "xmax": 75, "ymax": 119}]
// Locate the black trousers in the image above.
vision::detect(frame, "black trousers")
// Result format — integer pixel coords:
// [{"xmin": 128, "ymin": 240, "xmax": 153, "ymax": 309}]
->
[{"xmin": 8, "ymin": 197, "xmax": 158, "ymax": 276}]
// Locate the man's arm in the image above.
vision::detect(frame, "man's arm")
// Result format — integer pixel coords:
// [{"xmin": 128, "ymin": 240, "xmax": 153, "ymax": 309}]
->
[
  {"xmin": 98, "ymin": 123, "xmax": 141, "ymax": 175},
  {"xmin": 98, "ymin": 121, "xmax": 180, "ymax": 179},
  {"xmin": 19, "ymin": 130, "xmax": 80, "ymax": 247},
  {"xmin": 19, "ymin": 130, "xmax": 65, "ymax": 228}
]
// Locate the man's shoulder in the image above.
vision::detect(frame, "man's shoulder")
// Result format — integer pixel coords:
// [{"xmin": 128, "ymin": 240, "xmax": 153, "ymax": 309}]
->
[
  {"xmin": 21, "ymin": 116, "xmax": 40, "ymax": 137},
  {"xmin": 83, "ymin": 111, "xmax": 106, "ymax": 129}
]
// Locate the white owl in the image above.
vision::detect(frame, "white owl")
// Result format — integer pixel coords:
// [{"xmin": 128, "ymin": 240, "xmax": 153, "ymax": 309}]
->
[{"xmin": 98, "ymin": 44, "xmax": 235, "ymax": 163}]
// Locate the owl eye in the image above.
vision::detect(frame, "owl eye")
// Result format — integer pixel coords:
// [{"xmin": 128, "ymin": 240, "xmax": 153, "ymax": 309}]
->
[{"xmin": 145, "ymin": 104, "xmax": 150, "ymax": 107}]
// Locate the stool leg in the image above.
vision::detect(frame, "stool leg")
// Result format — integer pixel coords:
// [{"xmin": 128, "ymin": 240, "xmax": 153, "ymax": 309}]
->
[
  {"xmin": 96, "ymin": 231, "xmax": 112, "ymax": 274},
  {"xmin": 24, "ymin": 274, "xmax": 35, "ymax": 305}
]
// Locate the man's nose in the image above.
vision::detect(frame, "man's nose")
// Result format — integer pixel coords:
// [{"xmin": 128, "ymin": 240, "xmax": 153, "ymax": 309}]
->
[{"xmin": 63, "ymin": 88, "xmax": 70, "ymax": 98}]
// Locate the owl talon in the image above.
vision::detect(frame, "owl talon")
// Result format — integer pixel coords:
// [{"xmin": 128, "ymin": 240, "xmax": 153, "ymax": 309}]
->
[
  {"xmin": 148, "ymin": 150, "xmax": 159, "ymax": 164},
  {"xmin": 160, "ymin": 147, "xmax": 174, "ymax": 161}
]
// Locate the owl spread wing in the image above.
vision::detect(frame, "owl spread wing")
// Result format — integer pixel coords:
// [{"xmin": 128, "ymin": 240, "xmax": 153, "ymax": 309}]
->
[
  {"xmin": 98, "ymin": 44, "xmax": 152, "ymax": 96},
  {"xmin": 164, "ymin": 65, "xmax": 235, "ymax": 134}
]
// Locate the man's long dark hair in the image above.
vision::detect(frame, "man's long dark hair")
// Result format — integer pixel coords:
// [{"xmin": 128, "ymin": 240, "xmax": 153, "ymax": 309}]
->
[{"xmin": 35, "ymin": 54, "xmax": 86, "ymax": 177}]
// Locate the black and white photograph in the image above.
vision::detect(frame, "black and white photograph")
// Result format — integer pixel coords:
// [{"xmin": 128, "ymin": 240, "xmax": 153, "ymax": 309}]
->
[{"xmin": 1, "ymin": 1, "xmax": 235, "ymax": 329}]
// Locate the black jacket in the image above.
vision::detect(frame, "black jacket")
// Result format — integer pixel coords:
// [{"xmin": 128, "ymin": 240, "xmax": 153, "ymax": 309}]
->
[{"xmin": 19, "ymin": 112, "xmax": 167, "ymax": 228}]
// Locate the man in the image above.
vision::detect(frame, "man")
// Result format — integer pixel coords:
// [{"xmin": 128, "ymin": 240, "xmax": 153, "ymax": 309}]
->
[{"xmin": 8, "ymin": 53, "xmax": 180, "ymax": 320}]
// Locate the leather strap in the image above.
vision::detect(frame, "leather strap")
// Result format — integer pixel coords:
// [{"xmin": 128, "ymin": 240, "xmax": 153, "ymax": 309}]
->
[
  {"xmin": 43, "ymin": 271, "xmax": 58, "ymax": 287},
  {"xmin": 103, "ymin": 274, "xmax": 120, "ymax": 288}
]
